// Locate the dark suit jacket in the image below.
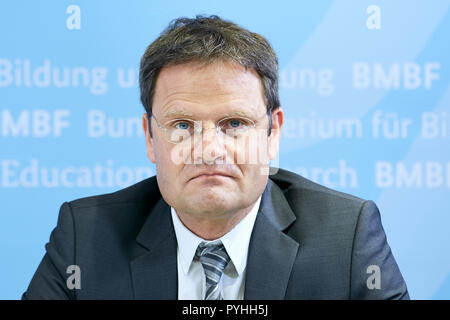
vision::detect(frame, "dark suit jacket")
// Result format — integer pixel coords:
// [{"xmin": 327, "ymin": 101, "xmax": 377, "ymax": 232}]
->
[{"xmin": 22, "ymin": 168, "xmax": 409, "ymax": 299}]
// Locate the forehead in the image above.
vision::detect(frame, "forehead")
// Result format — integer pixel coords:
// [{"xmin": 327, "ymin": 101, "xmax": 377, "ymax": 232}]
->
[{"xmin": 152, "ymin": 60, "xmax": 266, "ymax": 117}]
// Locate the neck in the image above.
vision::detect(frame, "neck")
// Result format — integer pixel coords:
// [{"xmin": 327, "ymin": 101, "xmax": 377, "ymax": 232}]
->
[{"xmin": 175, "ymin": 202, "xmax": 257, "ymax": 240}]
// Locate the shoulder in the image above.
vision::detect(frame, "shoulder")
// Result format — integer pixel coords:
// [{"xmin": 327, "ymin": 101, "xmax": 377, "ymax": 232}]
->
[
  {"xmin": 269, "ymin": 168, "xmax": 367, "ymax": 232},
  {"xmin": 60, "ymin": 176, "xmax": 162, "ymax": 233},
  {"xmin": 50, "ymin": 176, "xmax": 162, "ymax": 257},
  {"xmin": 270, "ymin": 168, "xmax": 365, "ymax": 208},
  {"xmin": 68, "ymin": 176, "xmax": 160, "ymax": 210}
]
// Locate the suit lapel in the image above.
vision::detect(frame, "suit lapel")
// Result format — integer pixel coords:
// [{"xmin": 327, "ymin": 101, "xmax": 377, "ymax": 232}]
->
[
  {"xmin": 244, "ymin": 179, "xmax": 300, "ymax": 300},
  {"xmin": 130, "ymin": 197, "xmax": 178, "ymax": 299}
]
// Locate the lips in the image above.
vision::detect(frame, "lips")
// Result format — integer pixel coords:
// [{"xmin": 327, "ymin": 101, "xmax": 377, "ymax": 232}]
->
[{"xmin": 189, "ymin": 171, "xmax": 235, "ymax": 181}]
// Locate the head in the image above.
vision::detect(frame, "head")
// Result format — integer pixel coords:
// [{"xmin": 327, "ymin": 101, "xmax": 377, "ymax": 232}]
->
[{"xmin": 140, "ymin": 15, "xmax": 283, "ymax": 220}]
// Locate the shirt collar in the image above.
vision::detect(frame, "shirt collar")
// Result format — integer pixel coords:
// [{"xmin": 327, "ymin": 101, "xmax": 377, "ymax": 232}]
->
[
  {"xmin": 170, "ymin": 195, "xmax": 261, "ymax": 277},
  {"xmin": 171, "ymin": 208, "xmax": 204, "ymax": 276}
]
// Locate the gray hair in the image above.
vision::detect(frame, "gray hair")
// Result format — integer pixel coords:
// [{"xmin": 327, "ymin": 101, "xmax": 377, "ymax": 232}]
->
[{"xmin": 139, "ymin": 15, "xmax": 280, "ymax": 135}]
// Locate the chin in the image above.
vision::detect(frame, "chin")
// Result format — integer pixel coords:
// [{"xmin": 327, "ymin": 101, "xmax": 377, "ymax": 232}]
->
[{"xmin": 187, "ymin": 191, "xmax": 235, "ymax": 215}]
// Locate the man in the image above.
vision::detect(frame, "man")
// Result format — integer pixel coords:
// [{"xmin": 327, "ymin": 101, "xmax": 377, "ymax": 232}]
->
[{"xmin": 22, "ymin": 15, "xmax": 409, "ymax": 300}]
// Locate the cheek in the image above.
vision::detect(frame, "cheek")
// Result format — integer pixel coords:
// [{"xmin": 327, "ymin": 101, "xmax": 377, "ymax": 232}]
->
[
  {"xmin": 152, "ymin": 135, "xmax": 171, "ymax": 162},
  {"xmin": 235, "ymin": 165, "xmax": 268, "ymax": 201},
  {"xmin": 223, "ymin": 133, "xmax": 270, "ymax": 165},
  {"xmin": 154, "ymin": 142, "xmax": 186, "ymax": 179}
]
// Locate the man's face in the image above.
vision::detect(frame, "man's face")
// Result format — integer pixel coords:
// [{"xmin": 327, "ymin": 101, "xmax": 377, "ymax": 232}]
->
[{"xmin": 142, "ymin": 60, "xmax": 283, "ymax": 220}]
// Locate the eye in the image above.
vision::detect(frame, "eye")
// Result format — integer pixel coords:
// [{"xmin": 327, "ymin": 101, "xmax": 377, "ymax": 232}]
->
[
  {"xmin": 229, "ymin": 119, "xmax": 242, "ymax": 128},
  {"xmin": 226, "ymin": 118, "xmax": 250, "ymax": 129},
  {"xmin": 174, "ymin": 121, "xmax": 192, "ymax": 130}
]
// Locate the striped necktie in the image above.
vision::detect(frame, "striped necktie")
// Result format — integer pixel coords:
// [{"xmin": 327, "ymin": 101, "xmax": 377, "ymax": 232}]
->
[{"xmin": 195, "ymin": 241, "xmax": 231, "ymax": 300}]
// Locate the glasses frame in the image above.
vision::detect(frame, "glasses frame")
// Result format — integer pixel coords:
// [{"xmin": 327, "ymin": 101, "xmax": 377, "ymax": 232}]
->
[{"xmin": 147, "ymin": 111, "xmax": 272, "ymax": 144}]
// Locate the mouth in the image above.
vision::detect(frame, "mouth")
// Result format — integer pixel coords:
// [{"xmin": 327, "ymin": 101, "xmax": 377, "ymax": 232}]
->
[{"xmin": 189, "ymin": 173, "xmax": 234, "ymax": 182}]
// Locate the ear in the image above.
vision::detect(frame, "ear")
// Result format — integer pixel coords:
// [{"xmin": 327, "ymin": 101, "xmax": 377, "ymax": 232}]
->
[
  {"xmin": 268, "ymin": 107, "xmax": 283, "ymax": 160},
  {"xmin": 142, "ymin": 113, "xmax": 156, "ymax": 163}
]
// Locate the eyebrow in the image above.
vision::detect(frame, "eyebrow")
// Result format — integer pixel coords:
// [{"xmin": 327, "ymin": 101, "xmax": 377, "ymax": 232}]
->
[
  {"xmin": 163, "ymin": 110, "xmax": 194, "ymax": 118},
  {"xmin": 163, "ymin": 109, "xmax": 256, "ymax": 119},
  {"xmin": 222, "ymin": 111, "xmax": 253, "ymax": 118}
]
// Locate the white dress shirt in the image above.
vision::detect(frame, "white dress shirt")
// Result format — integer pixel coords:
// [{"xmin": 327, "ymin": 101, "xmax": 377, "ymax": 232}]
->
[{"xmin": 170, "ymin": 196, "xmax": 261, "ymax": 300}]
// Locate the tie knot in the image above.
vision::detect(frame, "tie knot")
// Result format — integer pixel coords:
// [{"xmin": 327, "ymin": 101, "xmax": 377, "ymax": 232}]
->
[{"xmin": 195, "ymin": 241, "xmax": 230, "ymax": 272}]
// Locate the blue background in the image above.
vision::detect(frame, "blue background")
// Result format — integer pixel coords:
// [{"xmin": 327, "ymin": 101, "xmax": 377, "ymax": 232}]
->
[{"xmin": 1, "ymin": 0, "xmax": 449, "ymax": 299}]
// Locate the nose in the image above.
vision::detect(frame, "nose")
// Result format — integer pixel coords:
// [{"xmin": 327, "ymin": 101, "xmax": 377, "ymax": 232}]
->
[
  {"xmin": 197, "ymin": 122, "xmax": 226, "ymax": 165},
  {"xmin": 202, "ymin": 126, "xmax": 221, "ymax": 138}
]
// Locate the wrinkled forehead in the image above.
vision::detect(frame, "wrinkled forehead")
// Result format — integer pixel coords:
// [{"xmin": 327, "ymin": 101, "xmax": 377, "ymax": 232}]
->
[{"xmin": 152, "ymin": 60, "xmax": 266, "ymax": 118}]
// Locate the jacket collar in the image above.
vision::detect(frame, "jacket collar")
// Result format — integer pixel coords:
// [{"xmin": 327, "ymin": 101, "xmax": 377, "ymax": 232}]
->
[
  {"xmin": 244, "ymin": 178, "xmax": 299, "ymax": 299},
  {"xmin": 130, "ymin": 197, "xmax": 178, "ymax": 299}
]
